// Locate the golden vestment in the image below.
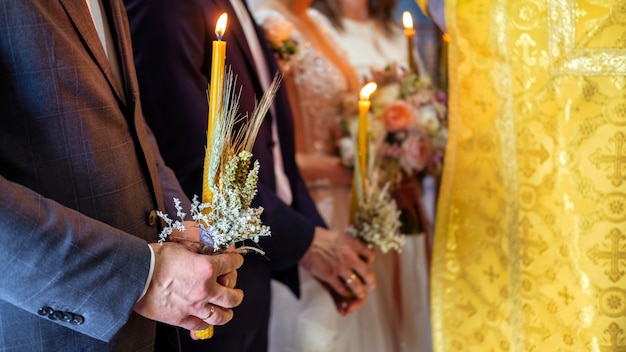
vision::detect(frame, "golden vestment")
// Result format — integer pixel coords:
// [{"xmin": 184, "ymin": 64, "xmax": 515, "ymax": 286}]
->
[{"xmin": 418, "ymin": 0, "xmax": 626, "ymax": 350}]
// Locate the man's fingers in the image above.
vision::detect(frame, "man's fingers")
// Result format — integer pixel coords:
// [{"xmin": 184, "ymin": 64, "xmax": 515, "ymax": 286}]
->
[
  {"xmin": 195, "ymin": 304, "xmax": 234, "ymax": 326},
  {"xmin": 347, "ymin": 235, "xmax": 376, "ymax": 264},
  {"xmin": 341, "ymin": 271, "xmax": 366, "ymax": 299},
  {"xmin": 350, "ymin": 260, "xmax": 376, "ymax": 289},
  {"xmin": 327, "ymin": 286, "xmax": 367, "ymax": 316},
  {"xmin": 202, "ymin": 286, "xmax": 244, "ymax": 309},
  {"xmin": 209, "ymin": 252, "xmax": 244, "ymax": 276},
  {"xmin": 324, "ymin": 276, "xmax": 352, "ymax": 300},
  {"xmin": 180, "ymin": 304, "xmax": 236, "ymax": 332},
  {"xmin": 336, "ymin": 294, "xmax": 366, "ymax": 316},
  {"xmin": 217, "ymin": 270, "xmax": 237, "ymax": 288}
]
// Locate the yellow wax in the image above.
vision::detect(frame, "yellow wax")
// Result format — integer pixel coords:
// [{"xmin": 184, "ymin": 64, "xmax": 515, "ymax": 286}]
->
[
  {"xmin": 197, "ymin": 13, "xmax": 227, "ymax": 341},
  {"xmin": 357, "ymin": 99, "xmax": 370, "ymax": 183},
  {"xmin": 194, "ymin": 326, "xmax": 214, "ymax": 340},
  {"xmin": 349, "ymin": 99, "xmax": 371, "ymax": 223},
  {"xmin": 349, "ymin": 82, "xmax": 376, "ymax": 223},
  {"xmin": 202, "ymin": 39, "xmax": 226, "ymax": 205}
]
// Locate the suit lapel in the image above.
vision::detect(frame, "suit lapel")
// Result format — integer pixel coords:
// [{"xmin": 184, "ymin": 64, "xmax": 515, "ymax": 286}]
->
[
  {"xmin": 58, "ymin": 0, "xmax": 126, "ymax": 106},
  {"xmin": 104, "ymin": 0, "xmax": 136, "ymax": 108}
]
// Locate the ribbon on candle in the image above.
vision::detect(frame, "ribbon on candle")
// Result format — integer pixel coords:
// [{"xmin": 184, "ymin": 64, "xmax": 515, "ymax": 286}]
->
[
  {"xmin": 402, "ymin": 11, "xmax": 418, "ymax": 75},
  {"xmin": 196, "ymin": 12, "xmax": 228, "ymax": 341}
]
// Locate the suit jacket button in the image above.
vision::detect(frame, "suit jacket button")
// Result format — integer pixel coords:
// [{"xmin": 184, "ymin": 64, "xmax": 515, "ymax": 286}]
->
[
  {"xmin": 50, "ymin": 310, "xmax": 64, "ymax": 321},
  {"xmin": 70, "ymin": 314, "xmax": 85, "ymax": 325},
  {"xmin": 148, "ymin": 210, "xmax": 157, "ymax": 226},
  {"xmin": 62, "ymin": 312, "xmax": 73, "ymax": 322},
  {"xmin": 38, "ymin": 306, "xmax": 52, "ymax": 316},
  {"xmin": 268, "ymin": 140, "xmax": 275, "ymax": 150}
]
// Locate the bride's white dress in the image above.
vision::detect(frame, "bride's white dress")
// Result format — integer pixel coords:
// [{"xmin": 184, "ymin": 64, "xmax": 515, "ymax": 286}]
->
[{"xmin": 255, "ymin": 9, "xmax": 433, "ymax": 352}]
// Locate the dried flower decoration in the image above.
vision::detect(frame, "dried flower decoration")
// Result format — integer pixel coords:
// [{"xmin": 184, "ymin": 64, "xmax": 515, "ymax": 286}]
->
[
  {"xmin": 348, "ymin": 172, "xmax": 405, "ymax": 253},
  {"xmin": 349, "ymin": 139, "xmax": 405, "ymax": 253},
  {"xmin": 157, "ymin": 68, "xmax": 281, "ymax": 253}
]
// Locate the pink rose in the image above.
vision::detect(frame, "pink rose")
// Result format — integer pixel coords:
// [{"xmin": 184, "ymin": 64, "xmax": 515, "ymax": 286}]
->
[
  {"xmin": 400, "ymin": 135, "xmax": 432, "ymax": 173},
  {"xmin": 382, "ymin": 101, "xmax": 414, "ymax": 132}
]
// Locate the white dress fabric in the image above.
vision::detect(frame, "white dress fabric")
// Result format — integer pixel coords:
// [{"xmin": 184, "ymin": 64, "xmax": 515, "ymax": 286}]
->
[{"xmin": 333, "ymin": 19, "xmax": 408, "ymax": 80}]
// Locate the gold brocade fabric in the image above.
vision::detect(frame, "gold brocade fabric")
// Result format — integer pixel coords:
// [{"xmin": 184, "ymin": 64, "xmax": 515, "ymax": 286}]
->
[{"xmin": 431, "ymin": 1, "xmax": 626, "ymax": 351}]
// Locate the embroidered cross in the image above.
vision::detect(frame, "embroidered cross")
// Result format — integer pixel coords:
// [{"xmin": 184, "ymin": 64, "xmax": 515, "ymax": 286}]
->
[
  {"xmin": 517, "ymin": 128, "xmax": 549, "ymax": 177},
  {"xmin": 484, "ymin": 265, "xmax": 499, "ymax": 283},
  {"xmin": 514, "ymin": 34, "xmax": 538, "ymax": 89},
  {"xmin": 590, "ymin": 132, "xmax": 626, "ymax": 187},
  {"xmin": 588, "ymin": 228, "xmax": 626, "ymax": 282},
  {"xmin": 519, "ymin": 216, "xmax": 549, "ymax": 266},
  {"xmin": 558, "ymin": 286, "xmax": 574, "ymax": 306}
]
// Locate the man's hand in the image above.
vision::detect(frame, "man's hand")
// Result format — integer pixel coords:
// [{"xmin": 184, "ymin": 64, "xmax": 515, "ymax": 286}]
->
[
  {"xmin": 299, "ymin": 227, "xmax": 376, "ymax": 315},
  {"xmin": 134, "ymin": 242, "xmax": 244, "ymax": 331}
]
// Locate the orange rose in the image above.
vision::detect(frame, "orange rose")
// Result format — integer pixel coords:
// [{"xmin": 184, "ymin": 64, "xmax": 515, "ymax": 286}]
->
[{"xmin": 382, "ymin": 101, "xmax": 414, "ymax": 132}]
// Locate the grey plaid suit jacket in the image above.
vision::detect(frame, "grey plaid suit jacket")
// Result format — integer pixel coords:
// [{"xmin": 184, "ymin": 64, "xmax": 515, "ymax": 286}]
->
[{"xmin": 0, "ymin": 0, "xmax": 188, "ymax": 350}]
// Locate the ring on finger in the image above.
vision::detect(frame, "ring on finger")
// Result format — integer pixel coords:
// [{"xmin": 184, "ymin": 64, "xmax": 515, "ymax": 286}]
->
[
  {"xmin": 344, "ymin": 272, "xmax": 357, "ymax": 285},
  {"xmin": 202, "ymin": 304, "xmax": 215, "ymax": 321}
]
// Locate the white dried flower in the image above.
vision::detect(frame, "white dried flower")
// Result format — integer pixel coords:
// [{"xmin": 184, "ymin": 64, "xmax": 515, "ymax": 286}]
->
[
  {"xmin": 348, "ymin": 178, "xmax": 405, "ymax": 253},
  {"xmin": 156, "ymin": 152, "xmax": 270, "ymax": 252}
]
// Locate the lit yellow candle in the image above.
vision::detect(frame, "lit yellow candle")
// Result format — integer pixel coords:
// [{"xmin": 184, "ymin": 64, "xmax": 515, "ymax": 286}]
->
[
  {"xmin": 197, "ymin": 13, "xmax": 227, "ymax": 341},
  {"xmin": 202, "ymin": 13, "xmax": 228, "ymax": 205},
  {"xmin": 350, "ymin": 82, "xmax": 377, "ymax": 223},
  {"xmin": 402, "ymin": 11, "xmax": 418, "ymax": 75},
  {"xmin": 357, "ymin": 82, "xmax": 377, "ymax": 182}
]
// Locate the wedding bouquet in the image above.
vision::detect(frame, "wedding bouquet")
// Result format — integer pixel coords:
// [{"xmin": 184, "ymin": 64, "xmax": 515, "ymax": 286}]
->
[
  {"xmin": 369, "ymin": 65, "xmax": 448, "ymax": 186},
  {"xmin": 156, "ymin": 69, "xmax": 280, "ymax": 254},
  {"xmin": 339, "ymin": 65, "xmax": 448, "ymax": 237}
]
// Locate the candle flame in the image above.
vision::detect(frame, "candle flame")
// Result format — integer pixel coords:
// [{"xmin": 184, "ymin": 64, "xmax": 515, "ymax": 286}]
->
[
  {"xmin": 215, "ymin": 13, "xmax": 228, "ymax": 40},
  {"xmin": 360, "ymin": 82, "xmax": 377, "ymax": 100},
  {"xmin": 402, "ymin": 11, "xmax": 413, "ymax": 30}
]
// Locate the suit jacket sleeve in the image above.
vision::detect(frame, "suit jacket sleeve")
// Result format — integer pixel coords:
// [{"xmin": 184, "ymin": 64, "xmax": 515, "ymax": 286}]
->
[
  {"xmin": 0, "ymin": 0, "xmax": 190, "ymax": 344},
  {"xmin": 0, "ymin": 176, "xmax": 151, "ymax": 342}
]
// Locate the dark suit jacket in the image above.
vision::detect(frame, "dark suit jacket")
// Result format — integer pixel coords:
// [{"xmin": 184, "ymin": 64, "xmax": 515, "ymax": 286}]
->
[
  {"xmin": 0, "ymin": 0, "xmax": 189, "ymax": 350},
  {"xmin": 125, "ymin": 0, "xmax": 325, "ymax": 347}
]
